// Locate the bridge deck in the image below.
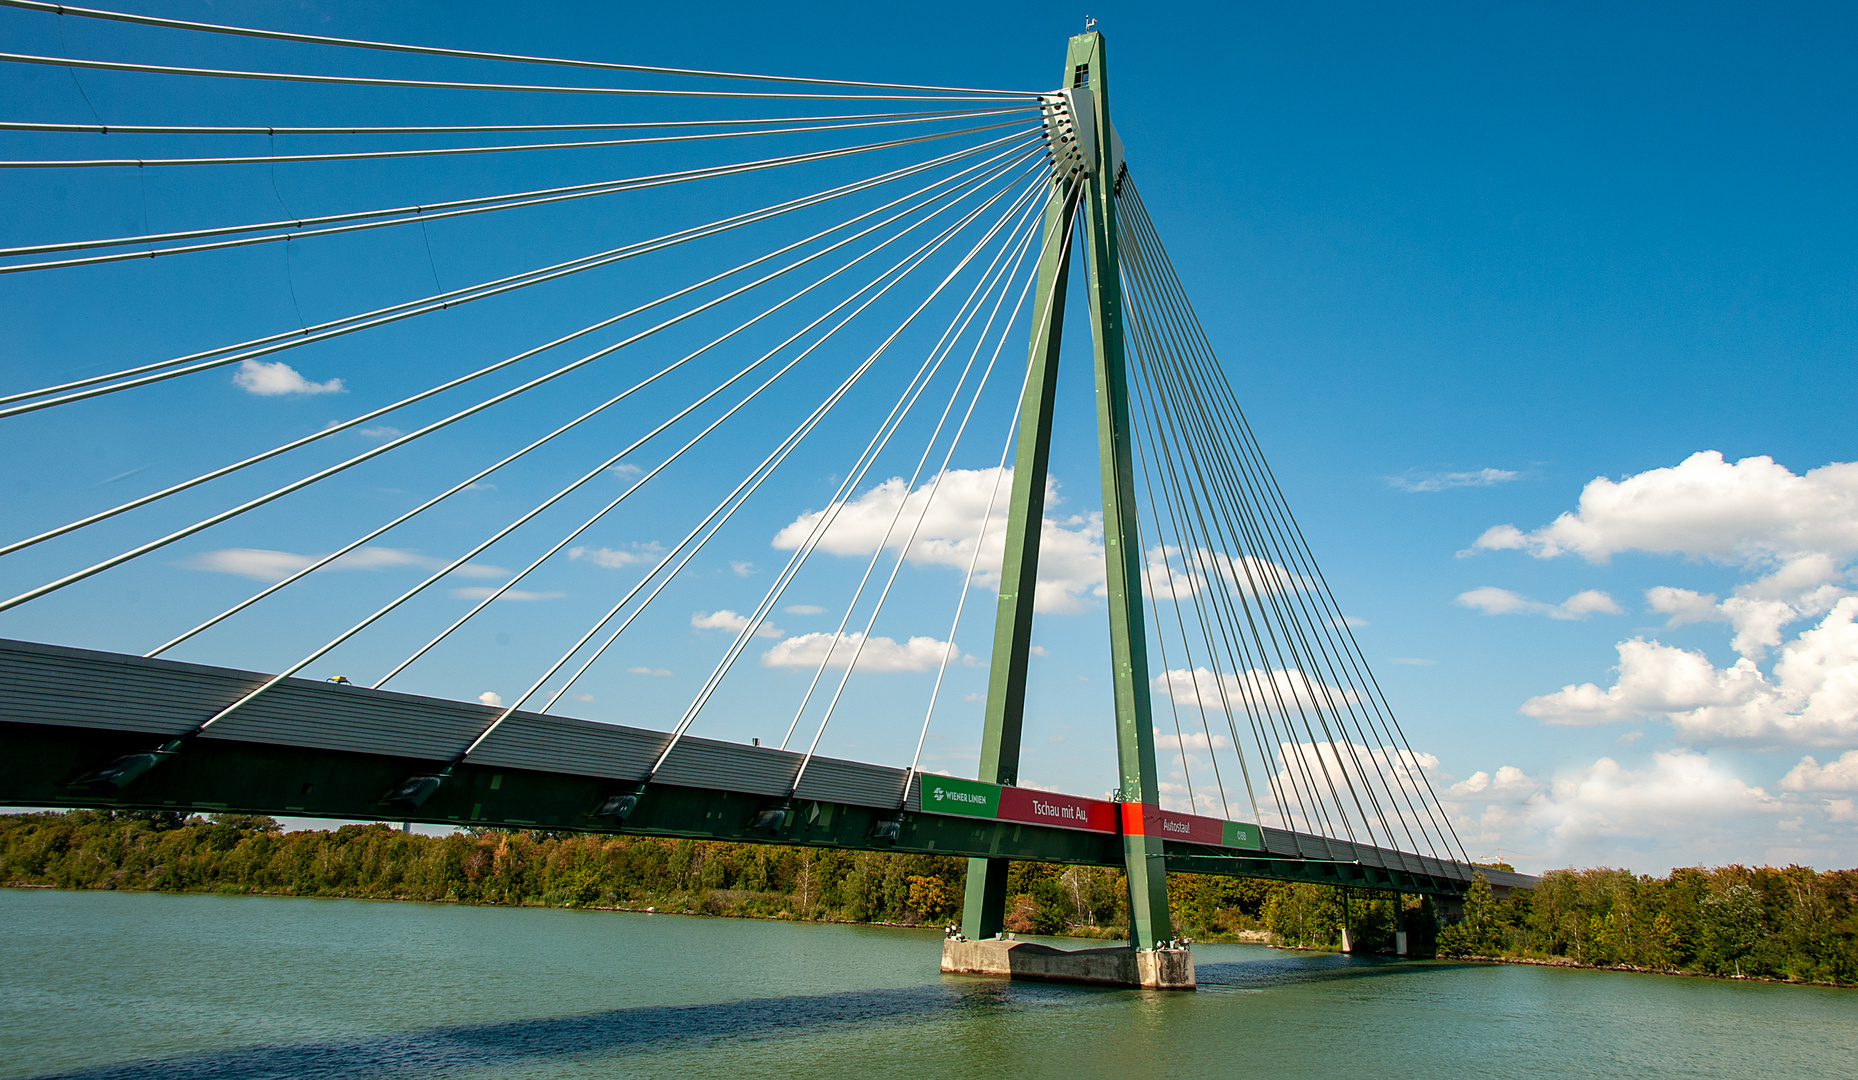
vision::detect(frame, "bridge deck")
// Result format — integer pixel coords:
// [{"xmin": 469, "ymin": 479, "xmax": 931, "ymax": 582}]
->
[{"xmin": 0, "ymin": 638, "xmax": 1534, "ymax": 896}]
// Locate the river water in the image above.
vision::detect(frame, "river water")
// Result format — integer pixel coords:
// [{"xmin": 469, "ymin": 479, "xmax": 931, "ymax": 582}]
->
[{"xmin": 3, "ymin": 888, "xmax": 1852, "ymax": 1079}]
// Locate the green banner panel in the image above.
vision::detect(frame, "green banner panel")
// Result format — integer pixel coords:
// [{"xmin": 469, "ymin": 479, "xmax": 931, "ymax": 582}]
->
[
  {"xmin": 1221, "ymin": 820, "xmax": 1263, "ymax": 850},
  {"xmin": 920, "ymin": 775, "xmax": 1001, "ymax": 819}
]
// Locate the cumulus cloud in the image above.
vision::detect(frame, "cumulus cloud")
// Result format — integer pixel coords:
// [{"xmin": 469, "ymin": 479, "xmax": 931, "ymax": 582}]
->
[
  {"xmin": 1645, "ymin": 586, "xmax": 1727, "ymax": 628},
  {"xmin": 1781, "ymin": 751, "xmax": 1858, "ymax": 792},
  {"xmin": 1141, "ymin": 545, "xmax": 1306, "ymax": 603},
  {"xmin": 1467, "ymin": 452, "xmax": 1858, "ymax": 563},
  {"xmin": 1151, "ymin": 667, "xmax": 1356, "ymax": 714},
  {"xmin": 626, "ymin": 666, "xmax": 673, "ymax": 677},
  {"xmin": 1433, "ymin": 750, "xmax": 1858, "ymax": 872},
  {"xmin": 784, "ymin": 604, "xmax": 826, "ymax": 616},
  {"xmin": 1251, "ymin": 741, "xmax": 1444, "ymax": 834},
  {"xmin": 771, "ymin": 468, "xmax": 1106, "ymax": 614},
  {"xmin": 1520, "ymin": 598, "xmax": 1858, "ymax": 746},
  {"xmin": 449, "ymin": 587, "xmax": 564, "ymax": 602},
  {"xmin": 730, "ymin": 561, "xmax": 756, "ymax": 577},
  {"xmin": 232, "ymin": 359, "xmax": 345, "ymax": 396},
  {"xmin": 1455, "ymin": 586, "xmax": 1622, "ymax": 620},
  {"xmin": 691, "ymin": 609, "xmax": 781, "ymax": 639},
  {"xmin": 1473, "ymin": 452, "xmax": 1858, "ymax": 749},
  {"xmin": 181, "ymin": 546, "xmax": 505, "ymax": 583},
  {"xmin": 759, "ymin": 631, "xmax": 958, "ymax": 673},
  {"xmin": 569, "ymin": 543, "xmax": 662, "ymax": 569},
  {"xmin": 1388, "ymin": 468, "xmax": 1519, "ymax": 493},
  {"xmin": 477, "ymin": 691, "xmax": 503, "ymax": 707}
]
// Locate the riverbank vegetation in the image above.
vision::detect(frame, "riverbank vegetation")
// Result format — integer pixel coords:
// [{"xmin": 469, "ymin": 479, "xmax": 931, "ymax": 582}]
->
[
  {"xmin": 1437, "ymin": 867, "xmax": 1858, "ymax": 984},
  {"xmin": 3, "ymin": 811, "xmax": 1851, "ymax": 984}
]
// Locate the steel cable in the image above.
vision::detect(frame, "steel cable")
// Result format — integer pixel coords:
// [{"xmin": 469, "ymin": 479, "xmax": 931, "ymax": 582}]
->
[
  {"xmin": 0, "ymin": 129, "xmax": 1041, "ymax": 412},
  {"xmin": 788, "ymin": 182, "xmax": 1051, "ymax": 790},
  {"xmin": 1122, "ymin": 191, "xmax": 1468, "ymax": 863},
  {"xmin": 0, "ymin": 117, "xmax": 1040, "ymax": 279},
  {"xmin": 189, "ymin": 163, "xmax": 1043, "ymax": 744},
  {"xmin": 0, "ymin": 109, "xmax": 1041, "ymax": 170},
  {"xmin": 0, "ymin": 50, "xmax": 1043, "ymax": 102},
  {"xmin": 382, "ymin": 164, "xmax": 1048, "ymax": 686},
  {"xmin": 778, "ymin": 182, "xmax": 1046, "ymax": 750},
  {"xmin": 1, "ymin": 142, "xmax": 1040, "ymax": 560},
  {"xmin": 0, "ymin": 107, "xmax": 1025, "ymax": 138},
  {"xmin": 0, "ymin": 0, "xmax": 1040, "ymax": 96}
]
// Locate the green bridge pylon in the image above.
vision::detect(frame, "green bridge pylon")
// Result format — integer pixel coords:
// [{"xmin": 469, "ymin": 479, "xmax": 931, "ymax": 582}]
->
[{"xmin": 961, "ymin": 30, "xmax": 1173, "ymax": 951}]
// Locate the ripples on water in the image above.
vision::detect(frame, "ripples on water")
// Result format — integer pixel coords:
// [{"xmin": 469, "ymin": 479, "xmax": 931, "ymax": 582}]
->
[{"xmin": 3, "ymin": 889, "xmax": 1851, "ymax": 1080}]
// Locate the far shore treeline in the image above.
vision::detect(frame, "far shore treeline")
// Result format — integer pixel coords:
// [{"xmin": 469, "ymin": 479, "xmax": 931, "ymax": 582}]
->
[{"xmin": 3, "ymin": 810, "xmax": 1853, "ymax": 986}]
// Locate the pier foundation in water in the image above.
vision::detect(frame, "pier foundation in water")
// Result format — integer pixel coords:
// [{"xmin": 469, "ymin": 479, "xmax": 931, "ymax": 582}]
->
[{"xmin": 940, "ymin": 937, "xmax": 1195, "ymax": 989}]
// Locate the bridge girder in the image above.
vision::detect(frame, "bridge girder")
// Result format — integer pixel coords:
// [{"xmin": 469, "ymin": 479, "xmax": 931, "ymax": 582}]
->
[{"xmin": 0, "ymin": 719, "xmax": 1484, "ymax": 897}]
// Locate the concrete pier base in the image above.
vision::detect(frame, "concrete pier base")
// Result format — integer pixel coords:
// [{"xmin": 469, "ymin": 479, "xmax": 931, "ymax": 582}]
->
[
  {"xmin": 1395, "ymin": 930, "xmax": 1409, "ymax": 956},
  {"xmin": 940, "ymin": 937, "xmax": 1195, "ymax": 989},
  {"xmin": 1339, "ymin": 926, "xmax": 1356, "ymax": 953}
]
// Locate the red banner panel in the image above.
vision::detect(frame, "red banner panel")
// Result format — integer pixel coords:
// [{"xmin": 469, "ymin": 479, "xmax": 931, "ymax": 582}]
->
[
  {"xmin": 1142, "ymin": 806, "xmax": 1225, "ymax": 845},
  {"xmin": 996, "ymin": 786, "xmax": 1117, "ymax": 834}
]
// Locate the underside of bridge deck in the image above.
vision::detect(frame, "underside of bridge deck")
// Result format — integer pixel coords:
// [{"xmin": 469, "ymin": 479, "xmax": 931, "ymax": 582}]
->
[{"xmin": 0, "ymin": 717, "xmax": 1516, "ymax": 898}]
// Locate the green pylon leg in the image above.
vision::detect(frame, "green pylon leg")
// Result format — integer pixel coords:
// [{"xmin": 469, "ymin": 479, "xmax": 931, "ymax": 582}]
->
[
  {"xmin": 961, "ymin": 29, "xmax": 1173, "ymax": 950},
  {"xmin": 959, "ymin": 119, "xmax": 1077, "ymax": 944},
  {"xmin": 1071, "ymin": 31, "xmax": 1172, "ymax": 949}
]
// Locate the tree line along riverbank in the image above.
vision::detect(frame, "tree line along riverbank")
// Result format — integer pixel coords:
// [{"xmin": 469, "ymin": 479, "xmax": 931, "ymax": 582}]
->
[{"xmin": 3, "ymin": 810, "xmax": 1852, "ymax": 985}]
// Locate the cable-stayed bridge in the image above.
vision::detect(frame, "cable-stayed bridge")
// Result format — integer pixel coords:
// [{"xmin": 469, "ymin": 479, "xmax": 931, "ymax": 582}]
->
[{"xmin": 0, "ymin": 4, "xmax": 1531, "ymax": 987}]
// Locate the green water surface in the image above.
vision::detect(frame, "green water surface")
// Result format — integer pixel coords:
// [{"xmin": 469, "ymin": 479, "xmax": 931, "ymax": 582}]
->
[{"xmin": 2, "ymin": 888, "xmax": 1851, "ymax": 1079}]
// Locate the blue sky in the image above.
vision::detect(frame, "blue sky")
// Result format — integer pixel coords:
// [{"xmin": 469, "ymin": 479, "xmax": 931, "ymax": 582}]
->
[{"xmin": 1, "ymin": 1, "xmax": 1854, "ymax": 873}]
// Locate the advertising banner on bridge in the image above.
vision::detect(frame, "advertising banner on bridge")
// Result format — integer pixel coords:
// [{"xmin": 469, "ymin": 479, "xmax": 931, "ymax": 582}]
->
[{"xmin": 916, "ymin": 777, "xmax": 1260, "ymax": 849}]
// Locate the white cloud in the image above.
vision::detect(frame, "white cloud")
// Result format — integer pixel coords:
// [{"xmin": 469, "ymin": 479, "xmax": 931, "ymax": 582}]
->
[
  {"xmin": 784, "ymin": 604, "xmax": 826, "ymax": 616},
  {"xmin": 1467, "ymin": 452, "xmax": 1858, "ymax": 564},
  {"xmin": 449, "ymin": 587, "xmax": 564, "ymax": 602},
  {"xmin": 477, "ymin": 691, "xmax": 503, "ymax": 707},
  {"xmin": 730, "ymin": 560, "xmax": 756, "ymax": 577},
  {"xmin": 1154, "ymin": 726, "xmax": 1231, "ymax": 754},
  {"xmin": 1434, "ymin": 750, "xmax": 1853, "ymax": 872},
  {"xmin": 759, "ymin": 631, "xmax": 958, "ymax": 673},
  {"xmin": 356, "ymin": 425, "xmax": 402, "ymax": 440},
  {"xmin": 1141, "ymin": 545, "xmax": 1306, "ymax": 603},
  {"xmin": 180, "ymin": 546, "xmax": 504, "ymax": 583},
  {"xmin": 608, "ymin": 463, "xmax": 643, "ymax": 478},
  {"xmin": 569, "ymin": 543, "xmax": 662, "ymax": 569},
  {"xmin": 626, "ymin": 666, "xmax": 673, "ymax": 677},
  {"xmin": 691, "ymin": 609, "xmax": 781, "ymax": 638},
  {"xmin": 1520, "ymin": 598, "xmax": 1858, "ymax": 747},
  {"xmin": 1448, "ymin": 764, "xmax": 1540, "ymax": 800},
  {"xmin": 1781, "ymin": 751, "xmax": 1858, "ymax": 792},
  {"xmin": 232, "ymin": 359, "xmax": 344, "ymax": 396},
  {"xmin": 771, "ymin": 468, "xmax": 1106, "ymax": 614},
  {"xmin": 1454, "ymin": 586, "xmax": 1622, "ymax": 620},
  {"xmin": 1151, "ymin": 666, "xmax": 1356, "ymax": 714},
  {"xmin": 1255, "ymin": 741, "xmax": 1443, "ymax": 834},
  {"xmin": 1473, "ymin": 452, "xmax": 1858, "ymax": 753},
  {"xmin": 1388, "ymin": 467, "xmax": 1519, "ymax": 493},
  {"xmin": 1645, "ymin": 586, "xmax": 1727, "ymax": 628}
]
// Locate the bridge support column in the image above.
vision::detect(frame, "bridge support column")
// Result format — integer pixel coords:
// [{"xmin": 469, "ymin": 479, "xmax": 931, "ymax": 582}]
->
[
  {"xmin": 958, "ymin": 43, "xmax": 1078, "ymax": 944},
  {"xmin": 958, "ymin": 29, "xmax": 1179, "ymax": 966},
  {"xmin": 1069, "ymin": 30, "xmax": 1174, "ymax": 953}
]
